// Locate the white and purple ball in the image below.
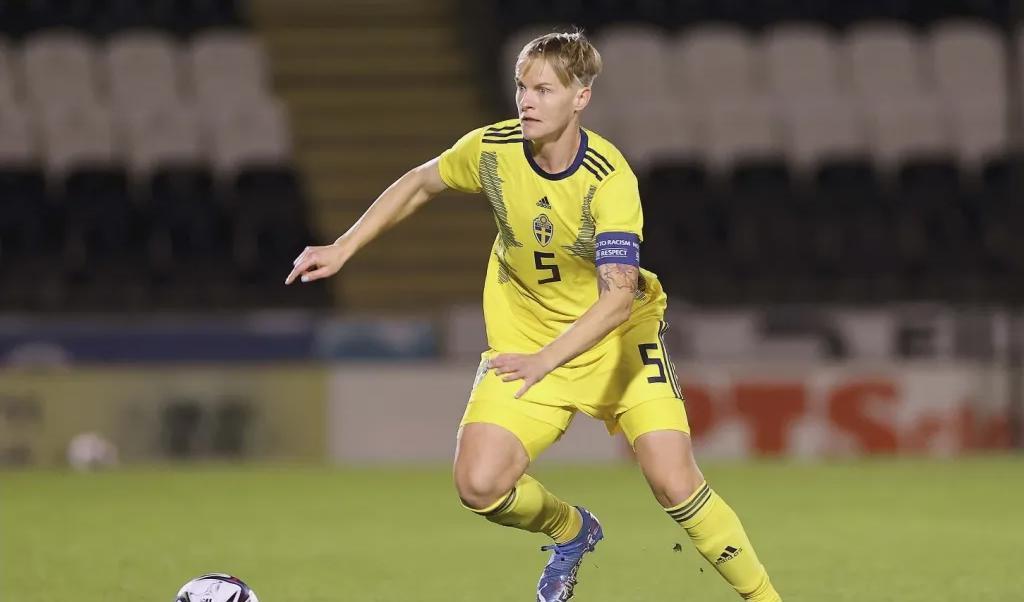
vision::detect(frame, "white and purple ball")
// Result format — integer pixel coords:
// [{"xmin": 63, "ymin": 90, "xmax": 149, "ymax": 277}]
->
[{"xmin": 175, "ymin": 573, "xmax": 258, "ymax": 602}]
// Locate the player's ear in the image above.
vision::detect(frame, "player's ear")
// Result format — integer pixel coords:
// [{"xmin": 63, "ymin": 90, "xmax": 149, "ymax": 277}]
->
[{"xmin": 574, "ymin": 86, "xmax": 591, "ymax": 112}]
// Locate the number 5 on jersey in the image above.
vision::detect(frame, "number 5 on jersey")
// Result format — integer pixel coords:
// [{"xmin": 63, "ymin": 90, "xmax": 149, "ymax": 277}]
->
[
  {"xmin": 638, "ymin": 343, "xmax": 667, "ymax": 383},
  {"xmin": 534, "ymin": 251, "xmax": 561, "ymax": 284}
]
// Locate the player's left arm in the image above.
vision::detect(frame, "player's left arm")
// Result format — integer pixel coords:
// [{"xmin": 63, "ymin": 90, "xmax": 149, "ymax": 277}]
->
[{"xmin": 490, "ymin": 257, "xmax": 637, "ymax": 398}]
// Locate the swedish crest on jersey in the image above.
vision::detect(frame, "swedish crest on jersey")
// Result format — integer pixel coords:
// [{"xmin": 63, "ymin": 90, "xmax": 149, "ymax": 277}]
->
[{"xmin": 533, "ymin": 213, "xmax": 554, "ymax": 247}]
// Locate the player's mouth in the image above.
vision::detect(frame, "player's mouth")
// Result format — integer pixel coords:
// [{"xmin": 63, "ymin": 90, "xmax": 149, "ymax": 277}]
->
[{"xmin": 521, "ymin": 117, "xmax": 540, "ymax": 123}]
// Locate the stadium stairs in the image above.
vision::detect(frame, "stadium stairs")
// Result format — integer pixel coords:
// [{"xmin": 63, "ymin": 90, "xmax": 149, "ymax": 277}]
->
[{"xmin": 251, "ymin": 0, "xmax": 498, "ymax": 310}]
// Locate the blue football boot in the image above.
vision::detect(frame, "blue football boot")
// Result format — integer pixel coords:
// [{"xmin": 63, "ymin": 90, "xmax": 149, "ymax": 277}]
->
[{"xmin": 535, "ymin": 506, "xmax": 604, "ymax": 602}]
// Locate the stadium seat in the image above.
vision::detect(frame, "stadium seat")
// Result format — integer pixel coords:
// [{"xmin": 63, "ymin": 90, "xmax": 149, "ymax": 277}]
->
[
  {"xmin": 0, "ymin": 167, "xmax": 48, "ymax": 258},
  {"xmin": 780, "ymin": 95, "xmax": 867, "ymax": 177},
  {"xmin": 229, "ymin": 164, "xmax": 316, "ymax": 297},
  {"xmin": 929, "ymin": 20, "xmax": 1005, "ymax": 103},
  {"xmin": 106, "ymin": 31, "xmax": 182, "ymax": 113},
  {"xmin": 146, "ymin": 165, "xmax": 232, "ymax": 308},
  {"xmin": 40, "ymin": 102, "xmax": 117, "ymax": 177},
  {"xmin": 615, "ymin": 98, "xmax": 701, "ymax": 175},
  {"xmin": 845, "ymin": 22, "xmax": 927, "ymax": 103},
  {"xmin": 928, "ymin": 20, "xmax": 1007, "ymax": 171},
  {"xmin": 123, "ymin": 103, "xmax": 203, "ymax": 179},
  {"xmin": 703, "ymin": 95, "xmax": 780, "ymax": 174},
  {"xmin": 864, "ymin": 94, "xmax": 952, "ymax": 174},
  {"xmin": 812, "ymin": 159, "xmax": 890, "ymax": 290},
  {"xmin": 593, "ymin": 24, "xmax": 670, "ymax": 102},
  {"xmin": 207, "ymin": 97, "xmax": 292, "ymax": 177},
  {"xmin": 763, "ymin": 23, "xmax": 843, "ymax": 103},
  {"xmin": 947, "ymin": 96, "xmax": 1008, "ymax": 175},
  {"xmin": 0, "ymin": 103, "xmax": 36, "ymax": 165},
  {"xmin": 669, "ymin": 24, "xmax": 757, "ymax": 103},
  {"xmin": 640, "ymin": 160, "xmax": 717, "ymax": 288},
  {"xmin": 61, "ymin": 165, "xmax": 150, "ymax": 308},
  {"xmin": 189, "ymin": 30, "xmax": 268, "ymax": 110},
  {"xmin": 0, "ymin": 166, "xmax": 62, "ymax": 311},
  {"xmin": 231, "ymin": 163, "xmax": 307, "ymax": 220},
  {"xmin": 22, "ymin": 29, "xmax": 100, "ymax": 110}
]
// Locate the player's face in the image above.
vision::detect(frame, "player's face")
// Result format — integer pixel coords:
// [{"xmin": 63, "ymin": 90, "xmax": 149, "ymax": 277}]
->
[{"xmin": 515, "ymin": 59, "xmax": 590, "ymax": 140}]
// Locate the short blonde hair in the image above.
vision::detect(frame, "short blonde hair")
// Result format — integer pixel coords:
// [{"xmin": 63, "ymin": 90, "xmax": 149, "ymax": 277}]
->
[{"xmin": 515, "ymin": 30, "xmax": 602, "ymax": 88}]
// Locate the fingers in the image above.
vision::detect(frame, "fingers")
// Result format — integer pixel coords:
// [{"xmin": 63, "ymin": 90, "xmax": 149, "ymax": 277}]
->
[
  {"xmin": 501, "ymin": 371, "xmax": 521, "ymax": 382},
  {"xmin": 514, "ymin": 378, "xmax": 536, "ymax": 399},
  {"xmin": 285, "ymin": 255, "xmax": 319, "ymax": 285},
  {"xmin": 489, "ymin": 355, "xmax": 513, "ymax": 374},
  {"xmin": 298, "ymin": 265, "xmax": 334, "ymax": 283}
]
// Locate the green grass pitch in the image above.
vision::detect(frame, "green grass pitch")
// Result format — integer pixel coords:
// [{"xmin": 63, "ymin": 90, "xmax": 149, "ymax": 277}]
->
[{"xmin": 3, "ymin": 457, "xmax": 1022, "ymax": 601}]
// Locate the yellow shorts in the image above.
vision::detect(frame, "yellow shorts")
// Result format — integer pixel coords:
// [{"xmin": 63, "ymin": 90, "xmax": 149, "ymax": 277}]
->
[{"xmin": 460, "ymin": 319, "xmax": 690, "ymax": 460}]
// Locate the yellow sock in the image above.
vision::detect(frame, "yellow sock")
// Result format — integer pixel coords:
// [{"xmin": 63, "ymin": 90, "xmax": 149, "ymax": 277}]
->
[
  {"xmin": 466, "ymin": 474, "xmax": 582, "ymax": 544},
  {"xmin": 666, "ymin": 482, "xmax": 782, "ymax": 601}
]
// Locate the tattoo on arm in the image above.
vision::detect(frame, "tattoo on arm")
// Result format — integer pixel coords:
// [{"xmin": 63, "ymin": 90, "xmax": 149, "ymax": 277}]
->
[{"xmin": 597, "ymin": 263, "xmax": 639, "ymax": 296}]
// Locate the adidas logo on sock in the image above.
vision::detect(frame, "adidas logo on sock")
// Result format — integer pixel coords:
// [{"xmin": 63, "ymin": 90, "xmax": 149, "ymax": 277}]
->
[
  {"xmin": 714, "ymin": 545, "xmax": 743, "ymax": 566},
  {"xmin": 536, "ymin": 196, "xmax": 551, "ymax": 209}
]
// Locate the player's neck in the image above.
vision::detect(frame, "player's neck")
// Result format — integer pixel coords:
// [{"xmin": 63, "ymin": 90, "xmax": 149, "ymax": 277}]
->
[{"xmin": 528, "ymin": 122, "xmax": 582, "ymax": 174}]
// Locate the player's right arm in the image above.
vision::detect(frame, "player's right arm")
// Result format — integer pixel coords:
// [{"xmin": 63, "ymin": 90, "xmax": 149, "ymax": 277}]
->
[
  {"xmin": 286, "ymin": 126, "xmax": 484, "ymax": 285},
  {"xmin": 285, "ymin": 157, "xmax": 448, "ymax": 284}
]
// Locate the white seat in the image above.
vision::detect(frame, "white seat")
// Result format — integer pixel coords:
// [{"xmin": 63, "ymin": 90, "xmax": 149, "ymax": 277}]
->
[
  {"xmin": 40, "ymin": 102, "xmax": 117, "ymax": 176},
  {"xmin": 615, "ymin": 98, "xmax": 701, "ymax": 174},
  {"xmin": 764, "ymin": 23, "xmax": 844, "ymax": 101},
  {"xmin": 929, "ymin": 20, "xmax": 1006, "ymax": 107},
  {"xmin": 22, "ymin": 30, "xmax": 100, "ymax": 110},
  {"xmin": 207, "ymin": 97, "xmax": 292, "ymax": 176},
  {"xmin": 846, "ymin": 22, "xmax": 928, "ymax": 102},
  {"xmin": 864, "ymin": 94, "xmax": 951, "ymax": 171},
  {"xmin": 670, "ymin": 25, "xmax": 758, "ymax": 102},
  {"xmin": 594, "ymin": 24, "xmax": 670, "ymax": 101},
  {"xmin": 189, "ymin": 30, "xmax": 269, "ymax": 109},
  {"xmin": 123, "ymin": 103, "xmax": 202, "ymax": 178},
  {"xmin": 107, "ymin": 31, "xmax": 182, "ymax": 112},
  {"xmin": 0, "ymin": 103, "xmax": 36, "ymax": 165},
  {"xmin": 948, "ymin": 97, "xmax": 1007, "ymax": 171},
  {"xmin": 781, "ymin": 95, "xmax": 866, "ymax": 174},
  {"xmin": 703, "ymin": 95, "xmax": 780, "ymax": 172}
]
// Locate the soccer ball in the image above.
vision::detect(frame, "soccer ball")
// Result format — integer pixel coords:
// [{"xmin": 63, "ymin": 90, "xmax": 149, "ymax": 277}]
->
[{"xmin": 175, "ymin": 573, "xmax": 259, "ymax": 602}]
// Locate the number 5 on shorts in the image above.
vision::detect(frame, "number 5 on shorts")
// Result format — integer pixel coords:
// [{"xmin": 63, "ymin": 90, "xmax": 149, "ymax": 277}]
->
[{"xmin": 638, "ymin": 343, "xmax": 667, "ymax": 384}]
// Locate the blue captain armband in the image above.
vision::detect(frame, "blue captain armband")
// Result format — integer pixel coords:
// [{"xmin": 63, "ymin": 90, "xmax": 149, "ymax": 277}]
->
[{"xmin": 595, "ymin": 232, "xmax": 640, "ymax": 266}]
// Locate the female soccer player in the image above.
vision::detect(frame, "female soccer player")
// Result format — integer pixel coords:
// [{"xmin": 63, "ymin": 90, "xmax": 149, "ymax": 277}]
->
[{"xmin": 287, "ymin": 30, "xmax": 782, "ymax": 602}]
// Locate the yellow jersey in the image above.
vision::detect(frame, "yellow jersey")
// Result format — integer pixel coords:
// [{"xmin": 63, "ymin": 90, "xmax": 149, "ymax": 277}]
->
[{"xmin": 439, "ymin": 119, "xmax": 667, "ymax": 367}]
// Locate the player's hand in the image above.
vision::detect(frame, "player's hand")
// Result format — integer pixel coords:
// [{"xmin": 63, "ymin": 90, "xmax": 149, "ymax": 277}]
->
[
  {"xmin": 489, "ymin": 352, "xmax": 557, "ymax": 399},
  {"xmin": 285, "ymin": 243, "xmax": 348, "ymax": 285}
]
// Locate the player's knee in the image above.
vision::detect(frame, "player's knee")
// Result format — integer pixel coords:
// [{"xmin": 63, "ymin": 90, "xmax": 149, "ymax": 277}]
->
[
  {"xmin": 649, "ymin": 467, "xmax": 705, "ymax": 508},
  {"xmin": 453, "ymin": 467, "xmax": 509, "ymax": 511}
]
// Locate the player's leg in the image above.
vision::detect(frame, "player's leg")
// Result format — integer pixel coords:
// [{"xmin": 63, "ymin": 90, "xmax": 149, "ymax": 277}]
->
[
  {"xmin": 453, "ymin": 404, "xmax": 582, "ymax": 544},
  {"xmin": 621, "ymin": 402, "xmax": 782, "ymax": 601},
  {"xmin": 460, "ymin": 357, "xmax": 604, "ymax": 601}
]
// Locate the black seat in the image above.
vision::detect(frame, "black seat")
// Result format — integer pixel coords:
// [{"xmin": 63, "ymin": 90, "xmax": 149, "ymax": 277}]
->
[
  {"xmin": 231, "ymin": 163, "xmax": 308, "ymax": 224},
  {"xmin": 59, "ymin": 166, "xmax": 150, "ymax": 308},
  {"xmin": 0, "ymin": 166, "xmax": 64, "ymax": 310}
]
